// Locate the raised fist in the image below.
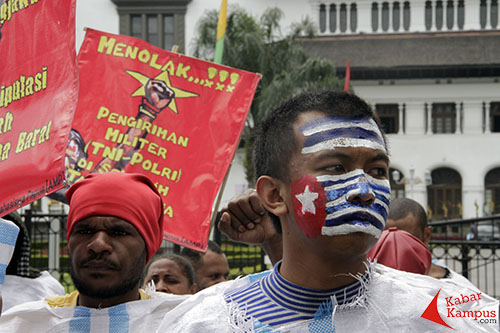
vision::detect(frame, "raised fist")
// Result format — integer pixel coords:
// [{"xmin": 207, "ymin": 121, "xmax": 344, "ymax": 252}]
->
[{"xmin": 145, "ymin": 79, "xmax": 174, "ymax": 111}]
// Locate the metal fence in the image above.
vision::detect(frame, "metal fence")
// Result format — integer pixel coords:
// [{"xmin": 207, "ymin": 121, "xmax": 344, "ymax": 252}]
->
[{"xmin": 22, "ymin": 210, "xmax": 500, "ymax": 297}]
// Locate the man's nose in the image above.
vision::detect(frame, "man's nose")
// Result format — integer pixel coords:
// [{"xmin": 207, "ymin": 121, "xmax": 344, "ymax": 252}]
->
[
  {"xmin": 87, "ymin": 231, "xmax": 112, "ymax": 254},
  {"xmin": 155, "ymin": 280, "xmax": 169, "ymax": 293},
  {"xmin": 346, "ymin": 180, "xmax": 376, "ymax": 206}
]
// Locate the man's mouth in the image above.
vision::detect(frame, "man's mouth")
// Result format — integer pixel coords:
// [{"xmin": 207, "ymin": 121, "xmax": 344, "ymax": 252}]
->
[{"xmin": 80, "ymin": 260, "xmax": 119, "ymax": 271}]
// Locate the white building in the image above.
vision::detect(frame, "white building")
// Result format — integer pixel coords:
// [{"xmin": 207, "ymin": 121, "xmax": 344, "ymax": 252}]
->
[{"xmin": 37, "ymin": 0, "xmax": 499, "ymax": 222}]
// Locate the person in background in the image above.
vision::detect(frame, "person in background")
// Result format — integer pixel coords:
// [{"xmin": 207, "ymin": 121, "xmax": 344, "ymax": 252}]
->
[
  {"xmin": 142, "ymin": 253, "xmax": 197, "ymax": 295},
  {"xmin": 180, "ymin": 240, "xmax": 230, "ymax": 291}
]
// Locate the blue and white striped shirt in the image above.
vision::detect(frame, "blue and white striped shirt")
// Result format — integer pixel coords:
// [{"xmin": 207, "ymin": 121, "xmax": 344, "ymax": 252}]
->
[{"xmin": 224, "ymin": 262, "xmax": 367, "ymax": 328}]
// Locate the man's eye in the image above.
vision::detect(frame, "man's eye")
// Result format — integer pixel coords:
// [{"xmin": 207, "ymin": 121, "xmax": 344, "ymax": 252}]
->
[
  {"xmin": 76, "ymin": 229, "xmax": 92, "ymax": 235},
  {"xmin": 112, "ymin": 230, "xmax": 128, "ymax": 236},
  {"xmin": 370, "ymin": 167, "xmax": 388, "ymax": 178},
  {"xmin": 325, "ymin": 165, "xmax": 345, "ymax": 173}
]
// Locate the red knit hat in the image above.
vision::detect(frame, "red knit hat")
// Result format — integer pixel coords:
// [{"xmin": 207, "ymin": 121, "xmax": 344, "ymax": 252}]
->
[
  {"xmin": 66, "ymin": 172, "xmax": 164, "ymax": 262},
  {"xmin": 367, "ymin": 227, "xmax": 432, "ymax": 275}
]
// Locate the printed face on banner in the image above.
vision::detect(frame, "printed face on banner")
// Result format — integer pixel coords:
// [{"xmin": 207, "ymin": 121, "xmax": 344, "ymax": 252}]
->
[
  {"xmin": 67, "ymin": 29, "xmax": 260, "ymax": 251},
  {"xmin": 290, "ymin": 113, "xmax": 390, "ymax": 239}
]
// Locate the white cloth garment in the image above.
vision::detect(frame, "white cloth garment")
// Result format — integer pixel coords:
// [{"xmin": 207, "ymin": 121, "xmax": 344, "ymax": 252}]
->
[
  {"xmin": 157, "ymin": 263, "xmax": 499, "ymax": 333},
  {"xmin": 0, "ymin": 289, "xmax": 188, "ymax": 332},
  {"xmin": 2, "ymin": 270, "xmax": 65, "ymax": 312}
]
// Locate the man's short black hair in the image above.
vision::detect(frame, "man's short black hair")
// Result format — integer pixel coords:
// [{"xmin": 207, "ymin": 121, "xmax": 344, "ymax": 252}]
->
[
  {"xmin": 180, "ymin": 240, "xmax": 223, "ymax": 271},
  {"xmin": 388, "ymin": 198, "xmax": 428, "ymax": 234},
  {"xmin": 253, "ymin": 91, "xmax": 386, "ymax": 233}
]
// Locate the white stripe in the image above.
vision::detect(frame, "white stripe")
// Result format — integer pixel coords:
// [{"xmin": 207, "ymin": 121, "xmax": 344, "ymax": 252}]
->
[
  {"xmin": 326, "ymin": 206, "xmax": 386, "ymax": 226},
  {"xmin": 317, "ymin": 169, "xmax": 365, "ymax": 183},
  {"xmin": 302, "ymin": 138, "xmax": 386, "ymax": 154},
  {"xmin": 0, "ymin": 243, "xmax": 15, "ymax": 266},
  {"xmin": 322, "ymin": 223, "xmax": 382, "ymax": 238},
  {"xmin": 326, "ymin": 197, "xmax": 389, "ymax": 212},
  {"xmin": 302, "ymin": 119, "xmax": 383, "ymax": 137}
]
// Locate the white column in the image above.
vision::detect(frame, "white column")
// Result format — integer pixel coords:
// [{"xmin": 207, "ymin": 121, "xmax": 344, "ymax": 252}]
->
[
  {"xmin": 465, "ymin": 1, "xmax": 482, "ymax": 30},
  {"xmin": 398, "ymin": 103, "xmax": 404, "ymax": 134},
  {"xmin": 325, "ymin": 3, "xmax": 330, "ymax": 34},
  {"xmin": 462, "ymin": 100, "xmax": 483, "ymax": 134},
  {"xmin": 405, "ymin": 101, "xmax": 426, "ymax": 135},
  {"xmin": 485, "ymin": 102, "xmax": 491, "ymax": 133},
  {"xmin": 357, "ymin": 1, "xmax": 372, "ymax": 33},
  {"xmin": 412, "ymin": 0, "xmax": 427, "ymax": 32},
  {"xmin": 463, "ymin": 185, "xmax": 484, "ymax": 219}
]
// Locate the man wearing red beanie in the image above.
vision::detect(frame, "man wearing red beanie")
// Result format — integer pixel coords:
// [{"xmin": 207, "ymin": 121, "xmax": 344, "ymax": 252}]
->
[{"xmin": 0, "ymin": 172, "xmax": 188, "ymax": 331}]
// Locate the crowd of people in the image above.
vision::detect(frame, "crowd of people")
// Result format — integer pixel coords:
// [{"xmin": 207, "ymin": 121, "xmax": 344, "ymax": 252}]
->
[{"xmin": 0, "ymin": 91, "xmax": 498, "ymax": 332}]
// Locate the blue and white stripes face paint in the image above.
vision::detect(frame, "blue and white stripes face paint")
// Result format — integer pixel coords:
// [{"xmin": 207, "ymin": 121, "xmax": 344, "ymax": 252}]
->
[
  {"xmin": 290, "ymin": 116, "xmax": 390, "ymax": 238},
  {"xmin": 300, "ymin": 116, "xmax": 386, "ymax": 154}
]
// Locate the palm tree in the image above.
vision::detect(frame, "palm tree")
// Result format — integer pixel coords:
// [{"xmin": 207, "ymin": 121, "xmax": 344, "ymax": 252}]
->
[{"xmin": 192, "ymin": 7, "xmax": 345, "ymax": 184}]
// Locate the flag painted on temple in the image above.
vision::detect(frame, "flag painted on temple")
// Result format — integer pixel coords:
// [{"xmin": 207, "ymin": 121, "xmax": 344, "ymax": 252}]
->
[
  {"xmin": 0, "ymin": 0, "xmax": 78, "ymax": 215},
  {"xmin": 214, "ymin": 0, "xmax": 228, "ymax": 64},
  {"xmin": 70, "ymin": 29, "xmax": 260, "ymax": 251},
  {"xmin": 344, "ymin": 60, "xmax": 350, "ymax": 92}
]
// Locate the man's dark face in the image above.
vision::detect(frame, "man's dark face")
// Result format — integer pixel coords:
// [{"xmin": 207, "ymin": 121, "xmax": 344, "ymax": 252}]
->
[
  {"xmin": 196, "ymin": 250, "xmax": 230, "ymax": 290},
  {"xmin": 68, "ymin": 216, "xmax": 146, "ymax": 299}
]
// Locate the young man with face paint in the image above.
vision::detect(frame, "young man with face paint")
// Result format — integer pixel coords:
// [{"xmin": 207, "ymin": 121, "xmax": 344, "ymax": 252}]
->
[{"xmin": 158, "ymin": 91, "xmax": 499, "ymax": 332}]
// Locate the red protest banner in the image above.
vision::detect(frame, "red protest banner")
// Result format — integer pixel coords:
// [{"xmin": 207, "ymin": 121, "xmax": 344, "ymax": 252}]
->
[
  {"xmin": 68, "ymin": 28, "xmax": 260, "ymax": 251},
  {"xmin": 0, "ymin": 0, "xmax": 78, "ymax": 215}
]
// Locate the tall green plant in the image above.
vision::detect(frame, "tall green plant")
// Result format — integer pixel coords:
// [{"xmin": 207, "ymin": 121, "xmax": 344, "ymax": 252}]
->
[{"xmin": 193, "ymin": 7, "xmax": 345, "ymax": 184}]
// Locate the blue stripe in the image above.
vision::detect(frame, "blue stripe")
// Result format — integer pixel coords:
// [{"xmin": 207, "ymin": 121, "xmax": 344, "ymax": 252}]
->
[
  {"xmin": 0, "ymin": 221, "xmax": 19, "ymax": 246},
  {"xmin": 299, "ymin": 116, "xmax": 371, "ymax": 132},
  {"xmin": 109, "ymin": 303, "xmax": 130, "ymax": 333},
  {"xmin": 325, "ymin": 213, "xmax": 385, "ymax": 231},
  {"xmin": 321, "ymin": 179, "xmax": 390, "ymax": 195},
  {"xmin": 70, "ymin": 307, "xmax": 91, "ymax": 333},
  {"xmin": 325, "ymin": 202, "xmax": 388, "ymax": 219},
  {"xmin": 0, "ymin": 263, "xmax": 7, "ymax": 284},
  {"xmin": 303, "ymin": 127, "xmax": 384, "ymax": 148},
  {"xmin": 325, "ymin": 186, "xmax": 389, "ymax": 202}
]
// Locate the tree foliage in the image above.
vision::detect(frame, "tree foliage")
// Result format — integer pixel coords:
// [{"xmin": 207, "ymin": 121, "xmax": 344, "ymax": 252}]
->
[{"xmin": 192, "ymin": 7, "xmax": 345, "ymax": 184}]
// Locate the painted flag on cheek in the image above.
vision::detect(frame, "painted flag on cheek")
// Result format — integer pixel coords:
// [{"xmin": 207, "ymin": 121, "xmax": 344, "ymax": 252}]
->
[{"xmin": 291, "ymin": 175, "xmax": 327, "ymax": 238}]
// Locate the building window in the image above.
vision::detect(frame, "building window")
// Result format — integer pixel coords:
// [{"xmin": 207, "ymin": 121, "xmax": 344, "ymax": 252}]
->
[
  {"xmin": 446, "ymin": 0, "xmax": 454, "ymax": 29},
  {"xmin": 393, "ymin": 2, "xmax": 401, "ymax": 31},
  {"xmin": 350, "ymin": 3, "xmax": 358, "ymax": 32},
  {"xmin": 427, "ymin": 168, "xmax": 462, "ymax": 220},
  {"xmin": 457, "ymin": 0, "xmax": 465, "ymax": 29},
  {"xmin": 372, "ymin": 2, "xmax": 379, "ymax": 31},
  {"xmin": 403, "ymin": 1, "xmax": 411, "ymax": 31},
  {"xmin": 492, "ymin": 0, "xmax": 499, "ymax": 28},
  {"xmin": 319, "ymin": 4, "xmax": 327, "ymax": 33},
  {"xmin": 340, "ymin": 3, "xmax": 348, "ymax": 32},
  {"xmin": 432, "ymin": 103, "xmax": 456, "ymax": 134},
  {"xmin": 490, "ymin": 102, "xmax": 500, "ymax": 132},
  {"xmin": 330, "ymin": 4, "xmax": 337, "ymax": 32},
  {"xmin": 485, "ymin": 168, "xmax": 500, "ymax": 215},
  {"xmin": 382, "ymin": 2, "xmax": 390, "ymax": 31},
  {"xmin": 376, "ymin": 104, "xmax": 399, "ymax": 134},
  {"xmin": 112, "ymin": 0, "xmax": 191, "ymax": 53},
  {"xmin": 481, "ymin": 0, "xmax": 488, "ymax": 29},
  {"xmin": 425, "ymin": 1, "xmax": 432, "ymax": 30},
  {"xmin": 435, "ymin": 0, "xmax": 444, "ymax": 30},
  {"xmin": 390, "ymin": 168, "xmax": 405, "ymax": 199}
]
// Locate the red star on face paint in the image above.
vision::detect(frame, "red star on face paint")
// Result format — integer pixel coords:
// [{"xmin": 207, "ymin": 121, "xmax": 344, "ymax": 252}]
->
[{"xmin": 291, "ymin": 175, "xmax": 327, "ymax": 238}]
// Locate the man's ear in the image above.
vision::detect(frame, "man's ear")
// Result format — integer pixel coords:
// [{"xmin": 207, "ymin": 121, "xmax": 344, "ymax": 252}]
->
[
  {"xmin": 256, "ymin": 176, "xmax": 288, "ymax": 217},
  {"xmin": 423, "ymin": 226, "xmax": 432, "ymax": 245}
]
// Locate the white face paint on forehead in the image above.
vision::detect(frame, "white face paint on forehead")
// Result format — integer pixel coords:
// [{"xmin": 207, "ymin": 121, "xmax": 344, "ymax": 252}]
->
[{"xmin": 299, "ymin": 116, "xmax": 386, "ymax": 154}]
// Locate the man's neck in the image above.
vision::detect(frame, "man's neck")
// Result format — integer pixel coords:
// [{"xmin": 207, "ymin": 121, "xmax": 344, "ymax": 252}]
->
[
  {"xmin": 77, "ymin": 289, "xmax": 141, "ymax": 308},
  {"xmin": 279, "ymin": 234, "xmax": 369, "ymax": 290}
]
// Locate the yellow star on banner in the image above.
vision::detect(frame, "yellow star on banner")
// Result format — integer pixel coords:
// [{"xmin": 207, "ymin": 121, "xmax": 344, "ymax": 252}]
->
[{"xmin": 126, "ymin": 70, "xmax": 199, "ymax": 114}]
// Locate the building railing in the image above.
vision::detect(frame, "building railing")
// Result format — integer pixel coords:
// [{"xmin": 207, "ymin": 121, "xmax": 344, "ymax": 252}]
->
[{"xmin": 21, "ymin": 210, "xmax": 500, "ymax": 298}]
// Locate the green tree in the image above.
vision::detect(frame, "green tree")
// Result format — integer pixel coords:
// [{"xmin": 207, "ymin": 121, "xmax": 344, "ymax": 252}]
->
[{"xmin": 193, "ymin": 7, "xmax": 345, "ymax": 184}]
